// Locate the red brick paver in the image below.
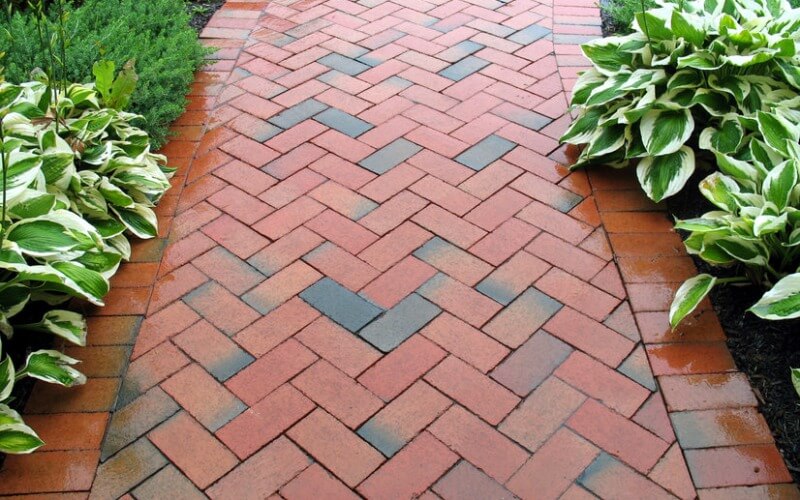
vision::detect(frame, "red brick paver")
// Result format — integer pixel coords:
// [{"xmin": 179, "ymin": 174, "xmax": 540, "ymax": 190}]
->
[{"xmin": 1, "ymin": 0, "xmax": 795, "ymax": 498}]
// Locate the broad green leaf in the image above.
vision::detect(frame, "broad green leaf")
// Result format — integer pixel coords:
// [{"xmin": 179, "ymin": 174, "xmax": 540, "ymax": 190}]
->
[
  {"xmin": 635, "ymin": 9, "xmax": 674, "ymax": 40},
  {"xmin": 561, "ymin": 107, "xmax": 606, "ymax": 144},
  {"xmin": 107, "ymin": 60, "xmax": 139, "ymax": 111},
  {"xmin": 0, "ymin": 423, "xmax": 44, "ymax": 454},
  {"xmin": 0, "ymin": 284, "xmax": 30, "ymax": 320},
  {"xmin": 792, "ymin": 368, "xmax": 800, "ymax": 398},
  {"xmin": 763, "ymin": 160, "xmax": 798, "ymax": 210},
  {"xmin": 675, "ymin": 216, "xmax": 729, "ymax": 232},
  {"xmin": 721, "ymin": 51, "xmax": 776, "ymax": 67},
  {"xmin": 21, "ymin": 350, "xmax": 86, "ymax": 387},
  {"xmin": 21, "ymin": 311, "xmax": 87, "ymax": 346},
  {"xmin": 698, "ymin": 118, "xmax": 744, "ymax": 154},
  {"xmin": 571, "ymin": 69, "xmax": 607, "ymax": 105},
  {"xmin": 670, "ymin": 274, "xmax": 717, "ymax": 329},
  {"xmin": 92, "ymin": 60, "xmax": 115, "ymax": 103},
  {"xmin": 699, "ymin": 172, "xmax": 740, "ymax": 211},
  {"xmin": 717, "ymin": 238, "xmax": 768, "ymax": 266},
  {"xmin": 640, "ymin": 109, "xmax": 694, "ymax": 155},
  {"xmin": 585, "ymin": 125, "xmax": 626, "ymax": 158},
  {"xmin": 111, "ymin": 204, "xmax": 159, "ymax": 239},
  {"xmin": 776, "ymin": 59, "xmax": 800, "ymax": 90},
  {"xmin": 668, "ymin": 70, "xmax": 704, "ymax": 91},
  {"xmin": 671, "ymin": 10, "xmax": 706, "ymax": 46},
  {"xmin": 581, "ymin": 39, "xmax": 634, "ymax": 74},
  {"xmin": 715, "ymin": 152, "xmax": 766, "ymax": 185},
  {"xmin": 676, "ymin": 51, "xmax": 722, "ymax": 70},
  {"xmin": 757, "ymin": 111, "xmax": 800, "ymax": 156},
  {"xmin": 754, "ymin": 212, "xmax": 788, "ymax": 236},
  {"xmin": 0, "ymin": 357, "xmax": 14, "ymax": 402},
  {"xmin": 636, "ymin": 146, "xmax": 696, "ymax": 202},
  {"xmin": 750, "ymin": 273, "xmax": 800, "ymax": 319},
  {"xmin": 0, "ymin": 149, "xmax": 42, "ymax": 204},
  {"xmin": 7, "ymin": 190, "xmax": 57, "ymax": 219},
  {"xmin": 585, "ymin": 72, "xmax": 631, "ymax": 107},
  {"xmin": 49, "ymin": 262, "xmax": 110, "ymax": 304}
]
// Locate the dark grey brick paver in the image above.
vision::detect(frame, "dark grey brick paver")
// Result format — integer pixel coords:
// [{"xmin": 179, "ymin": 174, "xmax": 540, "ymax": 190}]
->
[
  {"xmin": 455, "ymin": 135, "xmax": 516, "ymax": 171},
  {"xmin": 300, "ymin": 278, "xmax": 383, "ymax": 332},
  {"xmin": 358, "ymin": 294, "xmax": 441, "ymax": 352}
]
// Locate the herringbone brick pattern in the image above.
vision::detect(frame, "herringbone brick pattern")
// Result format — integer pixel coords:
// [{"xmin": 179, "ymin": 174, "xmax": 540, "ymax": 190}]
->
[{"xmin": 0, "ymin": 0, "xmax": 794, "ymax": 498}]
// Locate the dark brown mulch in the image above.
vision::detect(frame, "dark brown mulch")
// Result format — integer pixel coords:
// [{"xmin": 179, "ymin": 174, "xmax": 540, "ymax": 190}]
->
[
  {"xmin": 187, "ymin": 0, "xmax": 226, "ymax": 31},
  {"xmin": 668, "ymin": 171, "xmax": 800, "ymax": 482}
]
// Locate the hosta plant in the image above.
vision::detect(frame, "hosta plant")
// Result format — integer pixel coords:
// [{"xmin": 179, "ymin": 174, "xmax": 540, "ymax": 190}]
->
[
  {"xmin": 561, "ymin": 0, "xmax": 800, "ymax": 202},
  {"xmin": 669, "ymin": 132, "xmax": 800, "ymax": 327},
  {"xmin": 0, "ymin": 61, "xmax": 173, "ymax": 453}
]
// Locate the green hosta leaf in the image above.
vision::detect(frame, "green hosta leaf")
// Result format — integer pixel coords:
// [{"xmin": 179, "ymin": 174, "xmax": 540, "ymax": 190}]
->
[
  {"xmin": 675, "ymin": 216, "xmax": 728, "ymax": 232},
  {"xmin": 668, "ymin": 70, "xmax": 704, "ymax": 91},
  {"xmin": 763, "ymin": 160, "xmax": 798, "ymax": 210},
  {"xmin": 757, "ymin": 111, "xmax": 800, "ymax": 156},
  {"xmin": 671, "ymin": 10, "xmax": 706, "ymax": 46},
  {"xmin": 571, "ymin": 69, "xmax": 607, "ymax": 105},
  {"xmin": 721, "ymin": 51, "xmax": 776, "ymax": 67},
  {"xmin": 620, "ymin": 69, "xmax": 667, "ymax": 91},
  {"xmin": 750, "ymin": 273, "xmax": 800, "ymax": 319},
  {"xmin": 0, "ymin": 149, "xmax": 42, "ymax": 205},
  {"xmin": 677, "ymin": 51, "xmax": 722, "ymax": 70},
  {"xmin": 7, "ymin": 190, "xmax": 57, "ymax": 220},
  {"xmin": 49, "ymin": 262, "xmax": 110, "ymax": 305},
  {"xmin": 98, "ymin": 178, "xmax": 135, "ymax": 208},
  {"xmin": 700, "ymin": 240, "xmax": 737, "ymax": 265},
  {"xmin": 670, "ymin": 274, "xmax": 717, "ymax": 329},
  {"xmin": 0, "ymin": 358, "xmax": 14, "ymax": 401},
  {"xmin": 0, "ymin": 284, "xmax": 31, "ymax": 320},
  {"xmin": 6, "ymin": 211, "xmax": 101, "ymax": 258},
  {"xmin": 585, "ymin": 125, "xmax": 626, "ymax": 158},
  {"xmin": 775, "ymin": 59, "xmax": 800, "ymax": 90},
  {"xmin": 21, "ymin": 350, "xmax": 86, "ymax": 387},
  {"xmin": 581, "ymin": 38, "xmax": 634, "ymax": 74},
  {"xmin": 0, "ymin": 424, "xmax": 44, "ymax": 454},
  {"xmin": 640, "ymin": 109, "xmax": 694, "ymax": 156},
  {"xmin": 717, "ymin": 238, "xmax": 768, "ymax": 266},
  {"xmin": 111, "ymin": 204, "xmax": 159, "ymax": 239},
  {"xmin": 699, "ymin": 172, "xmax": 740, "ymax": 211},
  {"xmin": 708, "ymin": 75, "xmax": 750, "ymax": 106},
  {"xmin": 692, "ymin": 90, "xmax": 730, "ymax": 117},
  {"xmin": 715, "ymin": 152, "xmax": 766, "ymax": 186},
  {"xmin": 585, "ymin": 72, "xmax": 631, "ymax": 107},
  {"xmin": 106, "ymin": 60, "xmax": 139, "ymax": 111},
  {"xmin": 635, "ymin": 9, "xmax": 673, "ymax": 40},
  {"xmin": 754, "ymin": 212, "xmax": 788, "ymax": 236},
  {"xmin": 698, "ymin": 118, "xmax": 744, "ymax": 155},
  {"xmin": 22, "ymin": 310, "xmax": 87, "ymax": 346},
  {"xmin": 636, "ymin": 146, "xmax": 696, "ymax": 202},
  {"xmin": 792, "ymin": 368, "xmax": 800, "ymax": 398},
  {"xmin": 561, "ymin": 107, "xmax": 606, "ymax": 144}
]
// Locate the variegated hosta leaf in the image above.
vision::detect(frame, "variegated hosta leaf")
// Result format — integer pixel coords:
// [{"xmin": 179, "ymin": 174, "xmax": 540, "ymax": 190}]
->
[
  {"xmin": 581, "ymin": 38, "xmax": 635, "ymax": 74},
  {"xmin": 0, "ymin": 283, "xmax": 31, "ymax": 322},
  {"xmin": 5, "ymin": 210, "xmax": 103, "ymax": 258},
  {"xmin": 636, "ymin": 146, "xmax": 696, "ymax": 202},
  {"xmin": 716, "ymin": 237, "xmax": 769, "ymax": 266},
  {"xmin": 111, "ymin": 203, "xmax": 159, "ymax": 239},
  {"xmin": 757, "ymin": 110, "xmax": 800, "ymax": 156},
  {"xmin": 676, "ymin": 51, "xmax": 722, "ymax": 70},
  {"xmin": 0, "ymin": 405, "xmax": 44, "ymax": 455},
  {"xmin": 754, "ymin": 212, "xmax": 788, "ymax": 236},
  {"xmin": 585, "ymin": 125, "xmax": 626, "ymax": 158},
  {"xmin": 20, "ymin": 350, "xmax": 86, "ymax": 387},
  {"xmin": 715, "ymin": 152, "xmax": 767, "ymax": 186},
  {"xmin": 20, "ymin": 310, "xmax": 88, "ymax": 346},
  {"xmin": 640, "ymin": 109, "xmax": 694, "ymax": 156},
  {"xmin": 763, "ymin": 159, "xmax": 798, "ymax": 210},
  {"xmin": 698, "ymin": 118, "xmax": 744, "ymax": 154},
  {"xmin": 792, "ymin": 368, "xmax": 800, "ymax": 398},
  {"xmin": 671, "ymin": 10, "xmax": 706, "ymax": 47},
  {"xmin": 670, "ymin": 274, "xmax": 717, "ymax": 329},
  {"xmin": 0, "ymin": 148, "xmax": 42, "ymax": 205},
  {"xmin": 561, "ymin": 107, "xmax": 606, "ymax": 144},
  {"xmin": 0, "ymin": 357, "xmax": 14, "ymax": 402},
  {"xmin": 699, "ymin": 172, "xmax": 740, "ymax": 211},
  {"xmin": 667, "ymin": 70, "xmax": 704, "ymax": 91},
  {"xmin": 750, "ymin": 273, "xmax": 800, "ymax": 319}
]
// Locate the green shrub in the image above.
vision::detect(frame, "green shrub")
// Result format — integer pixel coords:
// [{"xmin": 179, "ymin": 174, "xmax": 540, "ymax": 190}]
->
[
  {"xmin": 602, "ymin": 0, "xmax": 657, "ymax": 34},
  {"xmin": 0, "ymin": 62, "xmax": 173, "ymax": 454},
  {"xmin": 561, "ymin": 0, "xmax": 800, "ymax": 202},
  {"xmin": 1, "ymin": 0, "xmax": 206, "ymax": 148}
]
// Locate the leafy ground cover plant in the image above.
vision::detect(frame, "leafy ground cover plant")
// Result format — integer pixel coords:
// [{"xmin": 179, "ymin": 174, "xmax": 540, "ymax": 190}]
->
[
  {"xmin": 669, "ymin": 125, "xmax": 800, "ymax": 327},
  {"xmin": 0, "ymin": 61, "xmax": 173, "ymax": 454},
  {"xmin": 561, "ymin": 0, "xmax": 800, "ymax": 202},
  {"xmin": 1, "ymin": 0, "xmax": 206, "ymax": 148}
]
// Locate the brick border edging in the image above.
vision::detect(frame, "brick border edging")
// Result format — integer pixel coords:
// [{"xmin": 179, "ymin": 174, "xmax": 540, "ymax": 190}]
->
[
  {"xmin": 584, "ymin": 155, "xmax": 798, "ymax": 495},
  {"xmin": 0, "ymin": 5, "xmax": 252, "ymax": 492}
]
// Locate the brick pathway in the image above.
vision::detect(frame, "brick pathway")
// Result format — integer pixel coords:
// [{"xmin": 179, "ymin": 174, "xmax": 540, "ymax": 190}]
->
[{"xmin": 1, "ymin": 0, "xmax": 797, "ymax": 498}]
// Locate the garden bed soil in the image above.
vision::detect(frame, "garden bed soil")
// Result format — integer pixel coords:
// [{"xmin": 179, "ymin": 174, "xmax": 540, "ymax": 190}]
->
[
  {"xmin": 668, "ymin": 171, "xmax": 800, "ymax": 482},
  {"xmin": 188, "ymin": 0, "xmax": 226, "ymax": 31}
]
